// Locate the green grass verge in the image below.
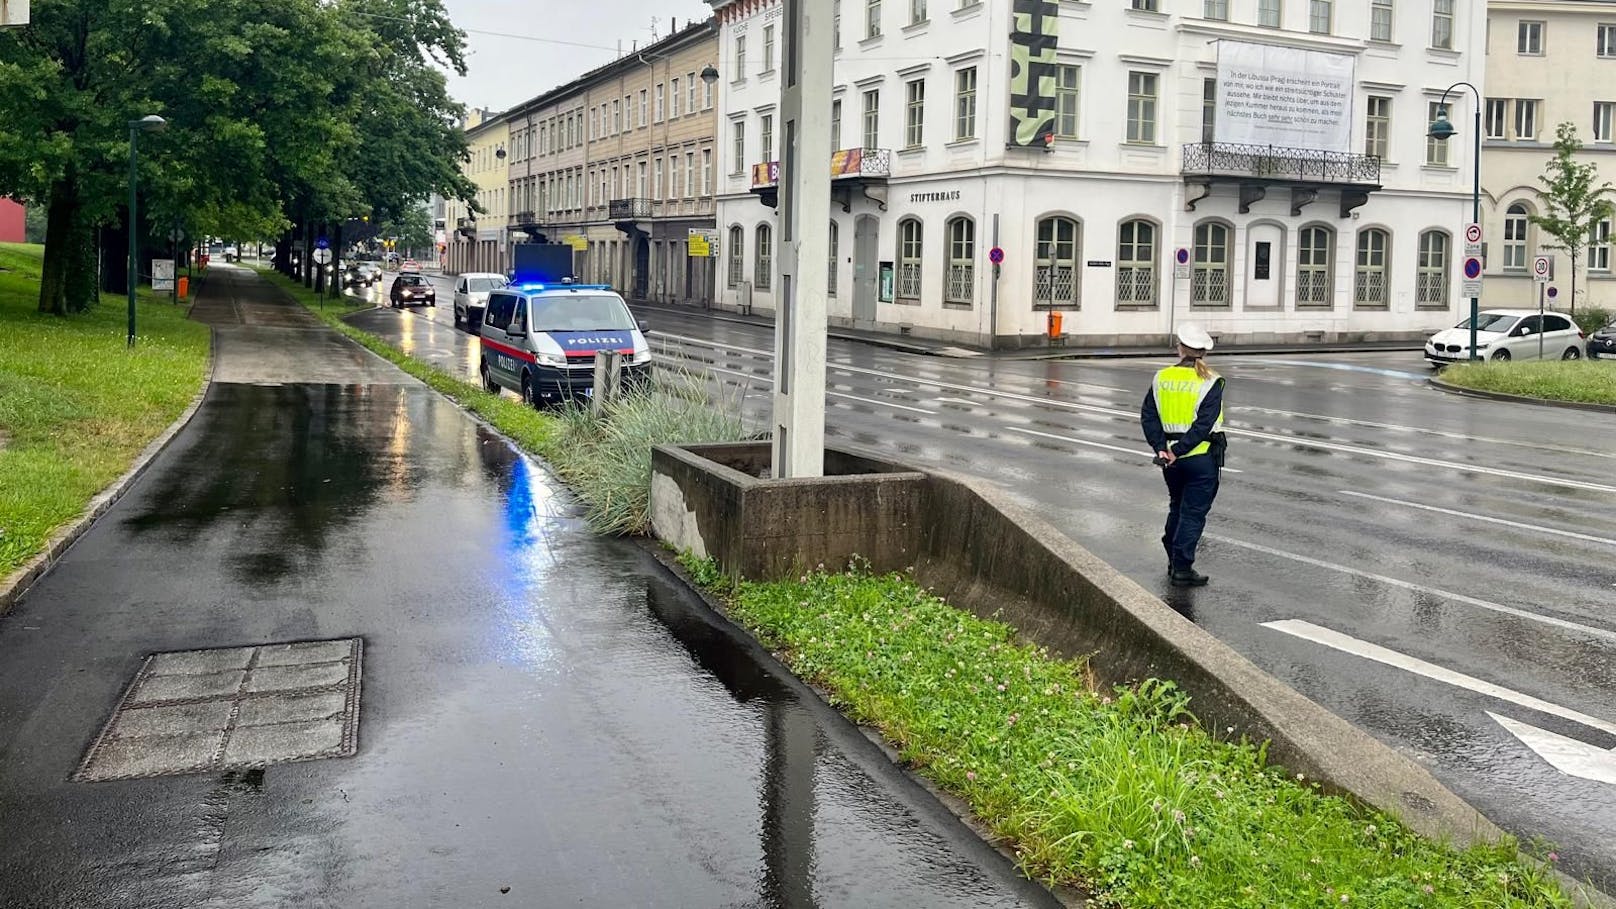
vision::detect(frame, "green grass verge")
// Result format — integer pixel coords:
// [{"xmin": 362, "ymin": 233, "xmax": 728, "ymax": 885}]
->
[
  {"xmin": 683, "ymin": 559, "xmax": 1581, "ymax": 908},
  {"xmin": 0, "ymin": 242, "xmax": 211, "ymax": 578},
  {"xmin": 1440, "ymin": 359, "xmax": 1616, "ymax": 406}
]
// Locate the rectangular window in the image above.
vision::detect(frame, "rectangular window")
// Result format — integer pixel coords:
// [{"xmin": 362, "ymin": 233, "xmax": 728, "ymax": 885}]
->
[
  {"xmin": 1596, "ymin": 102, "xmax": 1616, "ymax": 143},
  {"xmin": 687, "ymin": 74, "xmax": 696, "ymax": 113},
  {"xmin": 684, "ymin": 152, "xmax": 694, "ymax": 198},
  {"xmin": 636, "ymin": 162, "xmax": 646, "ymax": 198},
  {"xmin": 614, "ymin": 100, "xmax": 622, "ymax": 133},
  {"xmin": 1427, "ymin": 100, "xmax": 1451, "ymax": 164},
  {"xmin": 763, "ymin": 25, "xmax": 775, "ymax": 72},
  {"xmin": 832, "ymin": 99, "xmax": 843, "ymax": 151},
  {"xmin": 1516, "ymin": 98, "xmax": 1538, "ymax": 140},
  {"xmin": 1131, "ymin": 0, "xmax": 1157, "ymax": 10},
  {"xmin": 639, "ymin": 90, "xmax": 647, "ymax": 127},
  {"xmin": 704, "ymin": 79, "xmax": 714, "ymax": 110},
  {"xmin": 1365, "ymin": 96, "xmax": 1390, "ymax": 158},
  {"xmin": 1518, "ymin": 20, "xmax": 1543, "ymax": 55},
  {"xmin": 1203, "ymin": 0, "xmax": 1227, "ymax": 21},
  {"xmin": 1370, "ymin": 0, "xmax": 1392, "ymax": 43},
  {"xmin": 1202, "ymin": 78, "xmax": 1216, "ymax": 143},
  {"xmin": 910, "ymin": 0, "xmax": 926, "ymax": 24},
  {"xmin": 701, "ymin": 149, "xmax": 712, "ymax": 195},
  {"xmin": 735, "ymin": 36, "xmax": 746, "ymax": 79},
  {"xmin": 1591, "ymin": 220, "xmax": 1612, "ymax": 271},
  {"xmin": 654, "ymin": 83, "xmax": 664, "ymax": 123},
  {"xmin": 1601, "ymin": 24, "xmax": 1616, "ymax": 58},
  {"xmin": 761, "ymin": 114, "xmax": 774, "ymax": 162},
  {"xmin": 1258, "ymin": 0, "xmax": 1281, "ymax": 28},
  {"xmin": 867, "ymin": 0, "xmax": 881, "ymax": 38},
  {"xmin": 732, "ymin": 121, "xmax": 745, "ymax": 174},
  {"xmin": 905, "ymin": 79, "xmax": 925, "ymax": 147},
  {"xmin": 671, "ymin": 78, "xmax": 681, "ymax": 118},
  {"xmin": 863, "ymin": 89, "xmax": 880, "ymax": 148},
  {"xmin": 1126, "ymin": 71, "xmax": 1157, "ymax": 144},
  {"xmin": 1309, "ymin": 0, "xmax": 1331, "ymax": 34},
  {"xmin": 1432, "ymin": 0, "xmax": 1453, "ymax": 49},
  {"xmin": 1485, "ymin": 99, "xmax": 1507, "ymax": 139},
  {"xmin": 1055, "ymin": 64, "xmax": 1080, "ymax": 139},
  {"xmin": 954, "ymin": 67, "xmax": 976, "ymax": 141},
  {"xmin": 834, "ymin": 0, "xmax": 842, "ymax": 50}
]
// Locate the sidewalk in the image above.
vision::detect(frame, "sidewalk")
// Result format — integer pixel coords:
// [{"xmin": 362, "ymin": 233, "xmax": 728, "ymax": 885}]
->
[
  {"xmin": 0, "ymin": 266, "xmax": 1055, "ymax": 909},
  {"xmin": 627, "ymin": 297, "xmax": 1425, "ymax": 360}
]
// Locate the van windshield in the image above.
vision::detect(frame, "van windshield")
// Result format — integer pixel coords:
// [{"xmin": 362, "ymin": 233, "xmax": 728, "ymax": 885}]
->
[
  {"xmin": 530, "ymin": 294, "xmax": 636, "ymax": 331},
  {"xmin": 467, "ymin": 277, "xmax": 506, "ymax": 293}
]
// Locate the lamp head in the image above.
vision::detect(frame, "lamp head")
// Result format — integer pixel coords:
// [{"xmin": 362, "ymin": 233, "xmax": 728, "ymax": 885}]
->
[
  {"xmin": 700, "ymin": 64, "xmax": 719, "ymax": 86},
  {"xmin": 1427, "ymin": 107, "xmax": 1456, "ymax": 141},
  {"xmin": 130, "ymin": 115, "xmax": 167, "ymax": 131}
]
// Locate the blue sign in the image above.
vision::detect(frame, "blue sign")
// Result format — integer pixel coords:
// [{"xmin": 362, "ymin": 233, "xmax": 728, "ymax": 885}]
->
[
  {"xmin": 1176, "ymin": 247, "xmax": 1190, "ymax": 265},
  {"xmin": 1547, "ymin": 286, "xmax": 1559, "ymax": 299},
  {"xmin": 988, "ymin": 246, "xmax": 1005, "ymax": 265},
  {"xmin": 315, "ymin": 237, "xmax": 330, "ymax": 250},
  {"xmin": 1463, "ymin": 258, "xmax": 1482, "ymax": 279}
]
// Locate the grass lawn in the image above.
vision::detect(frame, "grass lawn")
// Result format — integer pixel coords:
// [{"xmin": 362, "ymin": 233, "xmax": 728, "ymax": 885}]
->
[
  {"xmin": 691, "ymin": 562, "xmax": 1583, "ymax": 908},
  {"xmin": 1440, "ymin": 359, "xmax": 1616, "ymax": 406},
  {"xmin": 0, "ymin": 242, "xmax": 211, "ymax": 579}
]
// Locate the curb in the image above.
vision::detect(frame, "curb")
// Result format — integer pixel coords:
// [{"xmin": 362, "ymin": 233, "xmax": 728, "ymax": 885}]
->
[
  {"xmin": 635, "ymin": 540, "xmax": 1087, "ymax": 909},
  {"xmin": 1428, "ymin": 375, "xmax": 1616, "ymax": 414},
  {"xmin": 0, "ymin": 328, "xmax": 218, "ymax": 618}
]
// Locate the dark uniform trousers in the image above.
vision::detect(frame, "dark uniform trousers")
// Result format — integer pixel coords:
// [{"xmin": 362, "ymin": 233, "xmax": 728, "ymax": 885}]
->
[{"xmin": 1161, "ymin": 453, "xmax": 1219, "ymax": 571}]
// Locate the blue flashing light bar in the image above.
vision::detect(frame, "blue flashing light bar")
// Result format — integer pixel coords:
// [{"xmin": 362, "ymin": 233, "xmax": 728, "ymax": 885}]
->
[{"xmin": 513, "ymin": 280, "xmax": 614, "ymax": 293}]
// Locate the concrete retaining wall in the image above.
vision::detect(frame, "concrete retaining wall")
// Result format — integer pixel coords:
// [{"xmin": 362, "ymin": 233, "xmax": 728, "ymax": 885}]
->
[{"xmin": 649, "ymin": 441, "xmax": 1503, "ymax": 847}]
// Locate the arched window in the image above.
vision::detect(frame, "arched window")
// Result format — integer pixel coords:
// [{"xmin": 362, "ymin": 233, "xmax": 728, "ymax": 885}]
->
[
  {"xmin": 1296, "ymin": 225, "xmax": 1335, "ymax": 308},
  {"xmin": 1116, "ymin": 219, "xmax": 1158, "ymax": 306},
  {"xmin": 1354, "ymin": 228, "xmax": 1390, "ymax": 308},
  {"xmin": 728, "ymin": 226, "xmax": 744, "ymax": 287},
  {"xmin": 1504, "ymin": 203, "xmax": 1529, "ymax": 269},
  {"xmin": 1192, "ymin": 221, "xmax": 1230, "ymax": 307},
  {"xmin": 1034, "ymin": 216, "xmax": 1080, "ymax": 306},
  {"xmin": 755, "ymin": 224, "xmax": 772, "ymax": 290},
  {"xmin": 897, "ymin": 218, "xmax": 923, "ymax": 300},
  {"xmin": 828, "ymin": 221, "xmax": 839, "ymax": 296},
  {"xmin": 945, "ymin": 216, "xmax": 976, "ymax": 304},
  {"xmin": 1417, "ymin": 230, "xmax": 1450, "ymax": 308}
]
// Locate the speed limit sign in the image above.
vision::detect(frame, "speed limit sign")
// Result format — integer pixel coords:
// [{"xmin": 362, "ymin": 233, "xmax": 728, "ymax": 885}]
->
[{"xmin": 1533, "ymin": 255, "xmax": 1554, "ymax": 282}]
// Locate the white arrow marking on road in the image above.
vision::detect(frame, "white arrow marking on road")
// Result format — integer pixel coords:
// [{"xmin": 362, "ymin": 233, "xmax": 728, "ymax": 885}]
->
[
  {"xmin": 1489, "ymin": 712, "xmax": 1616, "ymax": 787},
  {"xmin": 1261, "ymin": 619, "xmax": 1616, "ymax": 738}
]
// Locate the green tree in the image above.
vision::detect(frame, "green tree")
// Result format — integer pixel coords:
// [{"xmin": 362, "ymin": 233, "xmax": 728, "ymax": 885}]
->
[
  {"xmin": 1530, "ymin": 122, "xmax": 1616, "ymax": 314},
  {"xmin": 379, "ymin": 205, "xmax": 434, "ymax": 255}
]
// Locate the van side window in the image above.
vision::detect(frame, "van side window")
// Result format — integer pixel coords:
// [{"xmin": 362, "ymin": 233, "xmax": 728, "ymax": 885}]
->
[
  {"xmin": 485, "ymin": 292, "xmax": 514, "ymax": 330},
  {"xmin": 511, "ymin": 298, "xmax": 528, "ymax": 334}
]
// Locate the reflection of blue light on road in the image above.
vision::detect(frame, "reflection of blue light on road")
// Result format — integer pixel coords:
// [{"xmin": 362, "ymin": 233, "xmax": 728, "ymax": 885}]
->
[{"xmin": 496, "ymin": 454, "xmax": 565, "ymax": 670}]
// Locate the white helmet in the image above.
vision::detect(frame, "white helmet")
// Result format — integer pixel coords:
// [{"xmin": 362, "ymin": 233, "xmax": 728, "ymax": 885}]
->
[{"xmin": 1176, "ymin": 323, "xmax": 1215, "ymax": 352}]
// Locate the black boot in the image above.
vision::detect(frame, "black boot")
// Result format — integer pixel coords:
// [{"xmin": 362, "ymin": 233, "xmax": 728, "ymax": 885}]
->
[{"xmin": 1170, "ymin": 567, "xmax": 1209, "ymax": 587}]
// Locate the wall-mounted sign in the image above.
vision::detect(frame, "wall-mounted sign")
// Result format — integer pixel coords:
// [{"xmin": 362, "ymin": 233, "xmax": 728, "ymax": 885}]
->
[
  {"xmin": 1086, "ymin": 260, "xmax": 1113, "ymax": 268},
  {"xmin": 1007, "ymin": 0, "xmax": 1060, "ymax": 148},
  {"xmin": 152, "ymin": 259, "xmax": 175, "ymax": 292},
  {"xmin": 1215, "ymin": 41, "xmax": 1355, "ymax": 153},
  {"xmin": 908, "ymin": 190, "xmax": 962, "ymax": 204},
  {"xmin": 878, "ymin": 261, "xmax": 895, "ymax": 303},
  {"xmin": 688, "ymin": 228, "xmax": 719, "ymax": 257}
]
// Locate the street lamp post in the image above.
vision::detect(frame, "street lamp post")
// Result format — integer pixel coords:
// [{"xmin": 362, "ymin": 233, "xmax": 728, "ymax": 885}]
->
[
  {"xmin": 127, "ymin": 114, "xmax": 167, "ymax": 348},
  {"xmin": 1428, "ymin": 84, "xmax": 1481, "ymax": 361}
]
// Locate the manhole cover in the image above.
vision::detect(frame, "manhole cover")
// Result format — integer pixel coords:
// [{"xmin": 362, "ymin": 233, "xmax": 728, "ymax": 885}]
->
[{"xmin": 75, "ymin": 638, "xmax": 362, "ymax": 782}]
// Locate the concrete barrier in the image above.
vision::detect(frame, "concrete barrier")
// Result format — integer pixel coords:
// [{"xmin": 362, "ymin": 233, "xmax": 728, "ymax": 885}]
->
[{"xmin": 650, "ymin": 441, "xmax": 1503, "ymax": 848}]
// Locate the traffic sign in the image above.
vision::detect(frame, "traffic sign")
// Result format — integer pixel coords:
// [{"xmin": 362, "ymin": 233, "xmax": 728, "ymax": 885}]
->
[
  {"xmin": 315, "ymin": 237, "xmax": 330, "ymax": 251},
  {"xmin": 1547, "ymin": 286, "xmax": 1559, "ymax": 299},
  {"xmin": 1460, "ymin": 256, "xmax": 1483, "ymax": 298},
  {"xmin": 988, "ymin": 246, "xmax": 1005, "ymax": 265},
  {"xmin": 1175, "ymin": 247, "xmax": 1190, "ymax": 265},
  {"xmin": 1533, "ymin": 255, "xmax": 1554, "ymax": 283},
  {"xmin": 1464, "ymin": 222, "xmax": 1483, "ymax": 257},
  {"xmin": 168, "ymin": 227, "xmax": 185, "ymax": 243},
  {"xmin": 313, "ymin": 248, "xmax": 332, "ymax": 266}
]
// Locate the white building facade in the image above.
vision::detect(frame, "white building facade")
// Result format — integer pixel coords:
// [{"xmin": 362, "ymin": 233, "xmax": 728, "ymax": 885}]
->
[{"xmin": 710, "ymin": 0, "xmax": 1485, "ymax": 348}]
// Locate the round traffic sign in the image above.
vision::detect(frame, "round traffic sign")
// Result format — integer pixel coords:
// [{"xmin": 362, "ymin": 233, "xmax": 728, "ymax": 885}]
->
[
  {"xmin": 1463, "ymin": 257, "xmax": 1482, "ymax": 279},
  {"xmin": 1547, "ymin": 286, "xmax": 1559, "ymax": 299},
  {"xmin": 988, "ymin": 246, "xmax": 1005, "ymax": 265},
  {"xmin": 1465, "ymin": 223, "xmax": 1483, "ymax": 245},
  {"xmin": 313, "ymin": 248, "xmax": 332, "ymax": 266},
  {"xmin": 1533, "ymin": 256, "xmax": 1551, "ymax": 277},
  {"xmin": 315, "ymin": 237, "xmax": 331, "ymax": 250},
  {"xmin": 1175, "ymin": 247, "xmax": 1190, "ymax": 265}
]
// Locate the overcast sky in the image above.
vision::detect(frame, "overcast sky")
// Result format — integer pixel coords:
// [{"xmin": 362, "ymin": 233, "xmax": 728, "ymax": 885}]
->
[{"xmin": 441, "ymin": 0, "xmax": 716, "ymax": 113}]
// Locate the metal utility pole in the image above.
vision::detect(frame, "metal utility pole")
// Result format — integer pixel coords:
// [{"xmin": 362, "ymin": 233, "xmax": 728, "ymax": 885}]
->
[{"xmin": 772, "ymin": 0, "xmax": 833, "ymax": 478}]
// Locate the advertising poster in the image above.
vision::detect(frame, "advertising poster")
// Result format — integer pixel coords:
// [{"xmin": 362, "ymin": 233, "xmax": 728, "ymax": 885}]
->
[{"xmin": 1215, "ymin": 41, "xmax": 1355, "ymax": 152}]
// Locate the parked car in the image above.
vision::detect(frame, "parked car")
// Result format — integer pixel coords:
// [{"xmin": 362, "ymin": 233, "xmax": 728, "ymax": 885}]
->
[
  {"xmin": 1588, "ymin": 318, "xmax": 1616, "ymax": 359},
  {"xmin": 453, "ymin": 272, "xmax": 509, "ymax": 329},
  {"xmin": 1424, "ymin": 309, "xmax": 1585, "ymax": 366},
  {"xmin": 389, "ymin": 273, "xmax": 436, "ymax": 308},
  {"xmin": 478, "ymin": 281, "xmax": 651, "ymax": 406},
  {"xmin": 401, "ymin": 258, "xmax": 420, "ymax": 271}
]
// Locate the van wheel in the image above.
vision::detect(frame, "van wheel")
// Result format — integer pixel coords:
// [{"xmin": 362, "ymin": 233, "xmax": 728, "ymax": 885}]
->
[
  {"xmin": 480, "ymin": 362, "xmax": 499, "ymax": 395},
  {"xmin": 1492, "ymin": 349, "xmax": 1511, "ymax": 362},
  {"xmin": 521, "ymin": 372, "xmax": 536, "ymax": 407},
  {"xmin": 453, "ymin": 309, "xmax": 462, "ymax": 327},
  {"xmin": 1563, "ymin": 347, "xmax": 1582, "ymax": 360}
]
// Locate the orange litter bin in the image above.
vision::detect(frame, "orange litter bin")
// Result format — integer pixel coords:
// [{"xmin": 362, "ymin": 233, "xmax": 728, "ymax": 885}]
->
[
  {"xmin": 1047, "ymin": 310, "xmax": 1063, "ymax": 339},
  {"xmin": 177, "ymin": 276, "xmax": 189, "ymax": 299}
]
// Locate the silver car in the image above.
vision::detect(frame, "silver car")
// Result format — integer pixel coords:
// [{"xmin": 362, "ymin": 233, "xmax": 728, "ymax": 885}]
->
[{"xmin": 453, "ymin": 272, "xmax": 509, "ymax": 329}]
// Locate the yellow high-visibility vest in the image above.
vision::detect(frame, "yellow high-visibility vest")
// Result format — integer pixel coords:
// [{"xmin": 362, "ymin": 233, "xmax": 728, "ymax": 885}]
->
[{"xmin": 1153, "ymin": 365, "xmax": 1224, "ymax": 458}]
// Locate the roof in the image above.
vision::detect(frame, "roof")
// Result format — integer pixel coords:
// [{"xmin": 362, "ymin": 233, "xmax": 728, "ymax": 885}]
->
[{"xmin": 502, "ymin": 18, "xmax": 717, "ymax": 118}]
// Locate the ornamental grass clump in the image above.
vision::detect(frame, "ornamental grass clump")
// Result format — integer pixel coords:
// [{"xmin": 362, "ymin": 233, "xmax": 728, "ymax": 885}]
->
[{"xmin": 705, "ymin": 563, "xmax": 1577, "ymax": 909}]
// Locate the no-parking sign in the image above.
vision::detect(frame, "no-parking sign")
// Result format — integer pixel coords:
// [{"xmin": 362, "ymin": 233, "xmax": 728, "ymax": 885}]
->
[{"xmin": 1460, "ymin": 256, "xmax": 1483, "ymax": 298}]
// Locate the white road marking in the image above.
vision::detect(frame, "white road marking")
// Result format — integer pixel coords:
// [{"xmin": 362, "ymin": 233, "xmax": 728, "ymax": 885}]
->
[
  {"xmin": 1006, "ymin": 427, "xmax": 1244, "ymax": 472},
  {"xmin": 935, "ymin": 397, "xmax": 981, "ymax": 406},
  {"xmin": 1236, "ymin": 357, "xmax": 1431, "ymax": 381},
  {"xmin": 1241, "ymin": 405, "xmax": 1616, "ymax": 461},
  {"xmin": 1223, "ymin": 537, "xmax": 1616, "ymax": 644},
  {"xmin": 652, "ymin": 330, "xmax": 1616, "ymax": 496},
  {"xmin": 1338, "ymin": 490, "xmax": 1616, "ymax": 548},
  {"xmin": 657, "ymin": 350, "xmax": 936, "ymax": 414},
  {"xmin": 1261, "ymin": 619, "xmax": 1616, "ymax": 737},
  {"xmin": 1489, "ymin": 713, "xmax": 1616, "ymax": 786}
]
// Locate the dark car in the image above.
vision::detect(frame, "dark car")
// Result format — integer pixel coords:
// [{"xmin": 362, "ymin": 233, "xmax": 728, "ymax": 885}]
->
[
  {"xmin": 1589, "ymin": 319, "xmax": 1616, "ymax": 359},
  {"xmin": 389, "ymin": 273, "xmax": 435, "ymax": 308}
]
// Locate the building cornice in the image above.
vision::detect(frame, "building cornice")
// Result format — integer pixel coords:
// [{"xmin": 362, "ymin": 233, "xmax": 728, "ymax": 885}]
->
[
  {"xmin": 503, "ymin": 18, "xmax": 719, "ymax": 119},
  {"xmin": 1177, "ymin": 21, "xmax": 1367, "ymax": 56}
]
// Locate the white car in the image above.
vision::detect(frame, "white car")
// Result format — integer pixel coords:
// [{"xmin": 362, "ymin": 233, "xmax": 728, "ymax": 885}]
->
[
  {"xmin": 1424, "ymin": 309, "xmax": 1586, "ymax": 366},
  {"xmin": 453, "ymin": 272, "xmax": 509, "ymax": 329}
]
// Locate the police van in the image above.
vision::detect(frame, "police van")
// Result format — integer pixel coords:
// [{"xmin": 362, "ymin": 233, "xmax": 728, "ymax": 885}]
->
[{"xmin": 477, "ymin": 279, "xmax": 652, "ymax": 405}]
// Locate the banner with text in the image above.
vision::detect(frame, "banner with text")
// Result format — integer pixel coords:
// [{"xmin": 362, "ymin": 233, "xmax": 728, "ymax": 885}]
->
[{"xmin": 1215, "ymin": 41, "xmax": 1355, "ymax": 153}]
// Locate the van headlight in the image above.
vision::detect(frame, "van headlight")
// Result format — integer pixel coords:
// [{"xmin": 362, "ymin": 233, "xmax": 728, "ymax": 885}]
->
[
  {"xmin": 632, "ymin": 348, "xmax": 651, "ymax": 365},
  {"xmin": 537, "ymin": 353, "xmax": 566, "ymax": 367}
]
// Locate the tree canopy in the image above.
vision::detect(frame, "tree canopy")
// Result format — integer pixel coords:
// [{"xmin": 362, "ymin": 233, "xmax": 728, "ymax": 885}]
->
[
  {"xmin": 1531, "ymin": 122, "xmax": 1616, "ymax": 314},
  {"xmin": 0, "ymin": 0, "xmax": 478, "ymax": 313}
]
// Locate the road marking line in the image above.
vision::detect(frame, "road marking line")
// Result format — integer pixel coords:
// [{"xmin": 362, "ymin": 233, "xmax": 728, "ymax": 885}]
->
[
  {"xmin": 936, "ymin": 396, "xmax": 980, "ymax": 406},
  {"xmin": 1262, "ymin": 619, "xmax": 1616, "ymax": 737},
  {"xmin": 651, "ymin": 331, "xmax": 1616, "ymax": 495},
  {"xmin": 1224, "ymin": 537, "xmax": 1616, "ymax": 644},
  {"xmin": 1008, "ymin": 427, "xmax": 1154, "ymax": 459},
  {"xmin": 1236, "ymin": 357, "xmax": 1431, "ymax": 381},
  {"xmin": 657, "ymin": 351, "xmax": 936, "ymax": 415},
  {"xmin": 1338, "ymin": 490, "xmax": 1616, "ymax": 548},
  {"xmin": 1242, "ymin": 406, "xmax": 1616, "ymax": 461},
  {"xmin": 1488, "ymin": 713, "xmax": 1616, "ymax": 786}
]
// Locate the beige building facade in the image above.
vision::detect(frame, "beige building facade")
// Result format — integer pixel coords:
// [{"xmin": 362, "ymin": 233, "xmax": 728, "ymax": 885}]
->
[
  {"xmin": 501, "ymin": 19, "xmax": 720, "ymax": 302},
  {"xmin": 1483, "ymin": 0, "xmax": 1616, "ymax": 311},
  {"xmin": 445, "ymin": 109, "xmax": 510, "ymax": 275}
]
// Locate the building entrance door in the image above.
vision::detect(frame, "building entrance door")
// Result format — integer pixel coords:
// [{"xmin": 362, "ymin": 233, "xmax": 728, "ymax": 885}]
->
[
  {"xmin": 853, "ymin": 215, "xmax": 879, "ymax": 325},
  {"xmin": 1245, "ymin": 224, "xmax": 1283, "ymax": 310}
]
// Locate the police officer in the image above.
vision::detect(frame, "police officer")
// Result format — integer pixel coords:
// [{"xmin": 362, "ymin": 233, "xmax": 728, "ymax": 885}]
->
[{"xmin": 1140, "ymin": 324, "xmax": 1226, "ymax": 587}]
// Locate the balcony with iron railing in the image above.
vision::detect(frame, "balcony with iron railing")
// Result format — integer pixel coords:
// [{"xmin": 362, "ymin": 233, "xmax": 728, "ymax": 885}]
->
[
  {"xmin": 1181, "ymin": 141, "xmax": 1382, "ymax": 217},
  {"xmin": 455, "ymin": 216, "xmax": 477, "ymax": 239},
  {"xmin": 750, "ymin": 148, "xmax": 893, "ymax": 210},
  {"xmin": 609, "ymin": 197, "xmax": 654, "ymax": 221},
  {"xmin": 508, "ymin": 210, "xmax": 546, "ymax": 230}
]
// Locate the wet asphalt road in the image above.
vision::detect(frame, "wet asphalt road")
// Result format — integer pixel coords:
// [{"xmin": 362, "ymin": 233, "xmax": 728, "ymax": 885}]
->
[
  {"xmin": 367, "ymin": 273, "xmax": 1616, "ymax": 890},
  {"xmin": 0, "ymin": 268, "xmax": 1060, "ymax": 909}
]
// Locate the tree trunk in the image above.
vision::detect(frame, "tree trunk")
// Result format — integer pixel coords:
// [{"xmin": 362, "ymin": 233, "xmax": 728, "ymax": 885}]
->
[
  {"xmin": 1570, "ymin": 250, "xmax": 1579, "ymax": 315},
  {"xmin": 37, "ymin": 176, "xmax": 81, "ymax": 315},
  {"xmin": 99, "ymin": 214, "xmax": 128, "ymax": 296}
]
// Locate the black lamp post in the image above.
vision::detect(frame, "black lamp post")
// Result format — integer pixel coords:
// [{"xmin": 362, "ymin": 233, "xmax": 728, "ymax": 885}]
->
[
  {"xmin": 1428, "ymin": 83, "xmax": 1481, "ymax": 361},
  {"xmin": 127, "ymin": 114, "xmax": 167, "ymax": 348}
]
